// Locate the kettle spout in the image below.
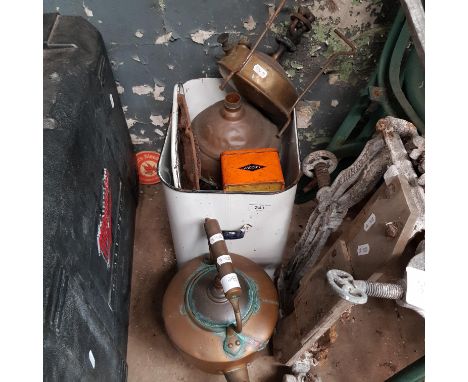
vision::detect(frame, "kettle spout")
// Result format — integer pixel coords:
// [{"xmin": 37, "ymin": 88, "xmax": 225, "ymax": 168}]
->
[
  {"xmin": 229, "ymin": 297, "xmax": 243, "ymax": 333},
  {"xmin": 224, "ymin": 365, "xmax": 250, "ymax": 382}
]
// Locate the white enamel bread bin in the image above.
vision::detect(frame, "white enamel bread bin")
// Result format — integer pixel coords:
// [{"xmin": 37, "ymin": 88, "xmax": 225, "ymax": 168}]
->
[{"xmin": 158, "ymin": 78, "xmax": 300, "ymax": 277}]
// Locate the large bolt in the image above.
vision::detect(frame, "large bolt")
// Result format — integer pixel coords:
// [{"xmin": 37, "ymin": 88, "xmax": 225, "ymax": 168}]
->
[
  {"xmin": 356, "ymin": 280, "xmax": 405, "ymax": 300},
  {"xmin": 302, "ymin": 150, "xmax": 338, "ymax": 189},
  {"xmin": 385, "ymin": 222, "xmax": 399, "ymax": 238},
  {"xmin": 314, "ymin": 162, "xmax": 331, "ymax": 188},
  {"xmin": 327, "ymin": 269, "xmax": 405, "ymax": 304}
]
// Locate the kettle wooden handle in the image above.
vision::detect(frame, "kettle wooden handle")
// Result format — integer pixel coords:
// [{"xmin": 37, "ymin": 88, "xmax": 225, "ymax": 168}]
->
[
  {"xmin": 204, "ymin": 218, "xmax": 241, "ymax": 296},
  {"xmin": 204, "ymin": 218, "xmax": 243, "ymax": 333}
]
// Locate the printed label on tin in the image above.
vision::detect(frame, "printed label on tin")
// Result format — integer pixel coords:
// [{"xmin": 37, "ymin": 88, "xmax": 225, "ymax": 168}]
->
[
  {"xmin": 253, "ymin": 64, "xmax": 268, "ymax": 78},
  {"xmin": 364, "ymin": 213, "xmax": 376, "ymax": 231},
  {"xmin": 217, "ymin": 255, "xmax": 232, "ymax": 266},
  {"xmin": 209, "ymin": 233, "xmax": 224, "ymax": 245},
  {"xmin": 136, "ymin": 151, "xmax": 160, "ymax": 185},
  {"xmin": 357, "ymin": 243, "xmax": 370, "ymax": 256},
  {"xmin": 239, "ymin": 163, "xmax": 265, "ymax": 172},
  {"xmin": 221, "ymin": 273, "xmax": 241, "ymax": 292}
]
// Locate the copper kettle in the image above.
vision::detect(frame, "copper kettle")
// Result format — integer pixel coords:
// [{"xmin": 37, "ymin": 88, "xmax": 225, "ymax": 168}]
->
[
  {"xmin": 191, "ymin": 92, "xmax": 280, "ymax": 187},
  {"xmin": 162, "ymin": 218, "xmax": 279, "ymax": 381}
]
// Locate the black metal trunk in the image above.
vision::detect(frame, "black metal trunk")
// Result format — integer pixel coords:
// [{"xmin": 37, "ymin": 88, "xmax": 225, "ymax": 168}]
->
[{"xmin": 43, "ymin": 13, "xmax": 137, "ymax": 382}]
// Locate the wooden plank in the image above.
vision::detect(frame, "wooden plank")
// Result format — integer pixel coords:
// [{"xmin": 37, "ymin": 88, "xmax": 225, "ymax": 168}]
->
[
  {"xmin": 347, "ymin": 177, "xmax": 417, "ymax": 279},
  {"xmin": 274, "ymin": 240, "xmax": 352, "ymax": 365},
  {"xmin": 274, "ymin": 175, "xmax": 420, "ymax": 366}
]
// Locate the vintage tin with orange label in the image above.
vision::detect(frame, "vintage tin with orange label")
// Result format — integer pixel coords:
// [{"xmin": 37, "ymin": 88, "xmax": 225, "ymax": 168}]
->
[
  {"xmin": 221, "ymin": 148, "xmax": 285, "ymax": 192},
  {"xmin": 136, "ymin": 151, "xmax": 161, "ymax": 185}
]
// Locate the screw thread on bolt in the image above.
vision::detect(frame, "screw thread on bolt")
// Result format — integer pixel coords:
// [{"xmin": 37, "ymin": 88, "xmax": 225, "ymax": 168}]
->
[
  {"xmin": 363, "ymin": 282, "xmax": 404, "ymax": 300},
  {"xmin": 314, "ymin": 162, "xmax": 331, "ymax": 188}
]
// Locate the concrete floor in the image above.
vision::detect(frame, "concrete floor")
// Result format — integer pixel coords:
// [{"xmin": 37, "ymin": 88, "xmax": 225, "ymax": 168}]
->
[{"xmin": 126, "ymin": 184, "xmax": 424, "ymax": 382}]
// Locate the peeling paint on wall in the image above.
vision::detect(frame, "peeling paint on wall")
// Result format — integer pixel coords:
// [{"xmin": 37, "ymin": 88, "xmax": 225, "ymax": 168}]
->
[
  {"xmin": 131, "ymin": 54, "xmax": 142, "ymax": 63},
  {"xmin": 150, "ymin": 114, "xmax": 169, "ymax": 127},
  {"xmin": 155, "ymin": 32, "xmax": 173, "ymax": 45},
  {"xmin": 328, "ymin": 74, "xmax": 339, "ymax": 85},
  {"xmin": 45, "ymin": 0, "xmax": 392, "ymax": 155},
  {"xmin": 115, "ymin": 82, "xmax": 125, "ymax": 94},
  {"xmin": 130, "ymin": 134, "xmax": 151, "ymax": 145},
  {"xmin": 296, "ymin": 100, "xmax": 321, "ymax": 129},
  {"xmin": 132, "ymin": 84, "xmax": 165, "ymax": 101},
  {"xmin": 152, "ymin": 84, "xmax": 165, "ymax": 101},
  {"xmin": 82, "ymin": 2, "xmax": 93, "ymax": 17},
  {"xmin": 190, "ymin": 30, "xmax": 215, "ymax": 45},
  {"xmin": 132, "ymin": 85, "xmax": 153, "ymax": 96},
  {"xmin": 243, "ymin": 16, "xmax": 256, "ymax": 31},
  {"xmin": 126, "ymin": 118, "xmax": 139, "ymax": 128}
]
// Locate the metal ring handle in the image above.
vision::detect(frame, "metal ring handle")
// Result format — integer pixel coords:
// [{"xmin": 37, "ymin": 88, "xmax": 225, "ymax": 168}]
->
[
  {"xmin": 302, "ymin": 150, "xmax": 338, "ymax": 178},
  {"xmin": 222, "ymin": 224, "xmax": 252, "ymax": 240},
  {"xmin": 326, "ymin": 269, "xmax": 368, "ymax": 304}
]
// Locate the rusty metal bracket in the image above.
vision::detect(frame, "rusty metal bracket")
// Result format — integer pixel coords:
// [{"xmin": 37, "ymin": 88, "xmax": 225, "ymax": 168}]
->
[
  {"xmin": 282, "ymin": 136, "xmax": 389, "ymax": 296},
  {"xmin": 177, "ymin": 87, "xmax": 201, "ymax": 190},
  {"xmin": 274, "ymin": 118, "xmax": 425, "ymax": 367},
  {"xmin": 281, "ymin": 117, "xmax": 425, "ymax": 298}
]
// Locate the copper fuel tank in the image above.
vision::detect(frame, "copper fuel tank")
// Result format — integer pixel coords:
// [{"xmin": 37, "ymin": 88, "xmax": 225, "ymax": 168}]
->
[
  {"xmin": 191, "ymin": 92, "xmax": 280, "ymax": 188},
  {"xmin": 162, "ymin": 218, "xmax": 279, "ymax": 382},
  {"xmin": 217, "ymin": 41, "xmax": 298, "ymax": 127}
]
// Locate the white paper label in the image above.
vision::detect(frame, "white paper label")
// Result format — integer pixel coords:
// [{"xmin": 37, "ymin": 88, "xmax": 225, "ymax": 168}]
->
[
  {"xmin": 249, "ymin": 203, "xmax": 271, "ymax": 213},
  {"xmin": 209, "ymin": 233, "xmax": 224, "ymax": 245},
  {"xmin": 253, "ymin": 64, "xmax": 268, "ymax": 78},
  {"xmin": 221, "ymin": 273, "xmax": 241, "ymax": 292},
  {"xmin": 217, "ymin": 254, "xmax": 232, "ymax": 266},
  {"xmin": 357, "ymin": 243, "xmax": 370, "ymax": 256},
  {"xmin": 364, "ymin": 213, "xmax": 376, "ymax": 231}
]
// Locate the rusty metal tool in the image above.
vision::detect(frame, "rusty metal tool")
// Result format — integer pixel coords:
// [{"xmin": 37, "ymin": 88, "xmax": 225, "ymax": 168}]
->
[{"xmin": 281, "ymin": 116, "xmax": 424, "ymax": 296}]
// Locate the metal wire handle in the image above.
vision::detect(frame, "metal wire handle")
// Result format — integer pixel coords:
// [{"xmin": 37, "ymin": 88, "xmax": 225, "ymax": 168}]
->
[
  {"xmin": 218, "ymin": 2, "xmax": 357, "ymax": 137},
  {"xmin": 277, "ymin": 29, "xmax": 357, "ymax": 137},
  {"xmin": 219, "ymin": 0, "xmax": 288, "ymax": 90}
]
